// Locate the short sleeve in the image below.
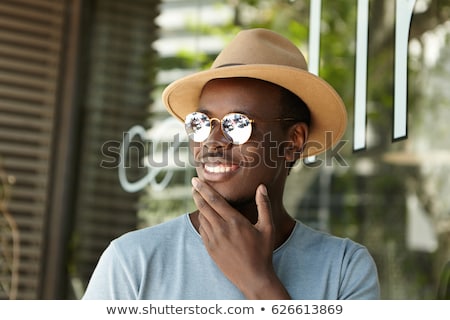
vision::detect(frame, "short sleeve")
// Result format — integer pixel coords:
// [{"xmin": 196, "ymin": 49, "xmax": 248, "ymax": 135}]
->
[
  {"xmin": 339, "ymin": 245, "xmax": 380, "ymax": 299},
  {"xmin": 82, "ymin": 241, "xmax": 138, "ymax": 300}
]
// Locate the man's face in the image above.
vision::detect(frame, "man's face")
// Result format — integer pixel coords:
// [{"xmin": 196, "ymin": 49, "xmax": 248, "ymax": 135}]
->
[{"xmin": 190, "ymin": 78, "xmax": 291, "ymax": 205}]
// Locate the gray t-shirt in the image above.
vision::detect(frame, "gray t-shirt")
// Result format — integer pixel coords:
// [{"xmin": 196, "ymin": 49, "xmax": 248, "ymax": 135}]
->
[{"xmin": 82, "ymin": 214, "xmax": 379, "ymax": 299}]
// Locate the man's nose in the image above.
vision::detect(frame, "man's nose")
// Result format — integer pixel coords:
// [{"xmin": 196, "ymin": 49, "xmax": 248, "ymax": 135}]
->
[{"xmin": 203, "ymin": 121, "xmax": 231, "ymax": 149}]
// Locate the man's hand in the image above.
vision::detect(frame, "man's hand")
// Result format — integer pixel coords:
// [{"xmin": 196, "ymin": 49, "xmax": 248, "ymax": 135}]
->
[{"xmin": 191, "ymin": 177, "xmax": 291, "ymax": 299}]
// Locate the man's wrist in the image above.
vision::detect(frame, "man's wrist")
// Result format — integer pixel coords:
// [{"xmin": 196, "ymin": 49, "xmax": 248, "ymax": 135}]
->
[{"xmin": 241, "ymin": 274, "xmax": 291, "ymax": 300}]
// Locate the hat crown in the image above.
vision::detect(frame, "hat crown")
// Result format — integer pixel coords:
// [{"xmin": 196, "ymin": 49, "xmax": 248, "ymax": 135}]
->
[{"xmin": 211, "ymin": 29, "xmax": 308, "ymax": 70}]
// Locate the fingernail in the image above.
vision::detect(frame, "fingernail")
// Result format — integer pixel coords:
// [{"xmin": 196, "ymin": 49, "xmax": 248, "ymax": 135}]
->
[
  {"xmin": 191, "ymin": 177, "xmax": 199, "ymax": 188},
  {"xmin": 259, "ymin": 184, "xmax": 268, "ymax": 196}
]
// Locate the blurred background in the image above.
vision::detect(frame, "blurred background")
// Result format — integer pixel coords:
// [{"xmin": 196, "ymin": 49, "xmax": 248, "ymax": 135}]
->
[{"xmin": 0, "ymin": 0, "xmax": 449, "ymax": 299}]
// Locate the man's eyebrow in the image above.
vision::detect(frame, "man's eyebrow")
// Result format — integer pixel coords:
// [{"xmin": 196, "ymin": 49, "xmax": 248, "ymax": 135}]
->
[{"xmin": 196, "ymin": 108, "xmax": 209, "ymax": 114}]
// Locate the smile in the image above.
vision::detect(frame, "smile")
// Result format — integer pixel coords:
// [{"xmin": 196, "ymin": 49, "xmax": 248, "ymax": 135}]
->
[{"xmin": 204, "ymin": 163, "xmax": 239, "ymax": 174}]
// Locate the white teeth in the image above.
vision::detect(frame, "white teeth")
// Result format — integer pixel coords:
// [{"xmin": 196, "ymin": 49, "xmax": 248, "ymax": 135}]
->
[{"xmin": 204, "ymin": 164, "xmax": 234, "ymax": 173}]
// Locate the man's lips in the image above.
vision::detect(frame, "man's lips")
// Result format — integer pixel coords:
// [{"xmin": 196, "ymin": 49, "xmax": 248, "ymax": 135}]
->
[{"xmin": 203, "ymin": 162, "xmax": 240, "ymax": 174}]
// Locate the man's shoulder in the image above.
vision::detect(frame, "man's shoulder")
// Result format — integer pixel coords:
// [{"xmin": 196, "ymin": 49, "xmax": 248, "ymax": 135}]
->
[
  {"xmin": 290, "ymin": 220, "xmax": 366, "ymax": 253},
  {"xmin": 112, "ymin": 213, "xmax": 191, "ymax": 248}
]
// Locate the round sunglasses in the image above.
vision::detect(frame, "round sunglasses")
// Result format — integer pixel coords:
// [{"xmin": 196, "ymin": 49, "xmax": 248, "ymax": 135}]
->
[{"xmin": 184, "ymin": 111, "xmax": 297, "ymax": 145}]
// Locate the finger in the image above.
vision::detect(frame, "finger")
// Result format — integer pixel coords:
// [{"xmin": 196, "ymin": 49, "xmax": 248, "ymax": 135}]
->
[
  {"xmin": 191, "ymin": 181, "xmax": 226, "ymax": 236},
  {"xmin": 255, "ymin": 184, "xmax": 274, "ymax": 235},
  {"xmin": 197, "ymin": 211, "xmax": 212, "ymax": 243},
  {"xmin": 191, "ymin": 177, "xmax": 239, "ymax": 221},
  {"xmin": 192, "ymin": 185, "xmax": 221, "ymax": 219}
]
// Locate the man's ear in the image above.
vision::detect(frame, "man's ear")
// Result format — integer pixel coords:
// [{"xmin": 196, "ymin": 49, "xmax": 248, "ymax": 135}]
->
[{"xmin": 285, "ymin": 122, "xmax": 309, "ymax": 163}]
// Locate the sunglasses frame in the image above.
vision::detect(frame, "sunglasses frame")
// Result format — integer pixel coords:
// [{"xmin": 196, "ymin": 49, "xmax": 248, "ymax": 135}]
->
[{"xmin": 184, "ymin": 111, "xmax": 297, "ymax": 145}]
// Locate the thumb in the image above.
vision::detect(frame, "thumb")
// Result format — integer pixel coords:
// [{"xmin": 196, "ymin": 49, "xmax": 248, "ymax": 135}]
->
[{"xmin": 255, "ymin": 184, "xmax": 274, "ymax": 235}]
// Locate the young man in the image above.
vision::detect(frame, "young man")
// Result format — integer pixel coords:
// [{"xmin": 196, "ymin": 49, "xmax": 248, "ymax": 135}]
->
[{"xmin": 83, "ymin": 28, "xmax": 380, "ymax": 299}]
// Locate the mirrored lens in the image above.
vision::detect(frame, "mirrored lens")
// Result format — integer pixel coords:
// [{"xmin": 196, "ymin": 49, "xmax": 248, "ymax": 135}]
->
[
  {"xmin": 185, "ymin": 112, "xmax": 211, "ymax": 142},
  {"xmin": 184, "ymin": 112, "xmax": 253, "ymax": 145},
  {"xmin": 222, "ymin": 113, "xmax": 252, "ymax": 145}
]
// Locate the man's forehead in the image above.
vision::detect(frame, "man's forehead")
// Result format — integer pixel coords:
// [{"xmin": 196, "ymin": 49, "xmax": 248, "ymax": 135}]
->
[{"xmin": 198, "ymin": 78, "xmax": 283, "ymax": 117}]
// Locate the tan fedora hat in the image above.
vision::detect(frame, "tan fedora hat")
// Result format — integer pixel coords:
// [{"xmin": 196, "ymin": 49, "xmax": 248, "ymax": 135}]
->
[{"xmin": 162, "ymin": 28, "xmax": 347, "ymax": 158}]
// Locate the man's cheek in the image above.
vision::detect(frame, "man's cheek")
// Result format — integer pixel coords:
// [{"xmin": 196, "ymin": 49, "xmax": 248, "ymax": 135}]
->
[
  {"xmin": 238, "ymin": 143, "xmax": 264, "ymax": 168},
  {"xmin": 190, "ymin": 143, "xmax": 202, "ymax": 167}
]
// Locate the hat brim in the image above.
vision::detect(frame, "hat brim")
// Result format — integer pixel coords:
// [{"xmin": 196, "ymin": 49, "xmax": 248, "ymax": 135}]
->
[{"xmin": 162, "ymin": 64, "xmax": 347, "ymax": 158}]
